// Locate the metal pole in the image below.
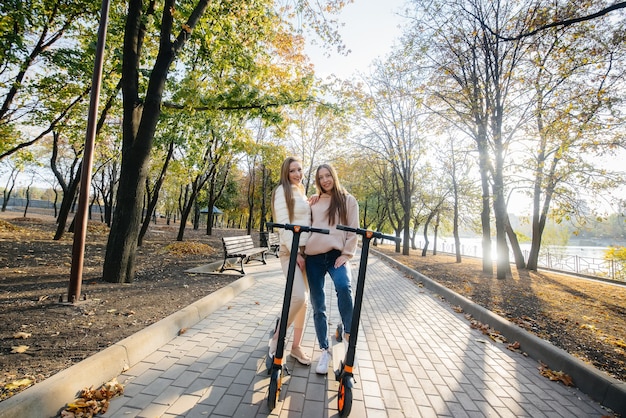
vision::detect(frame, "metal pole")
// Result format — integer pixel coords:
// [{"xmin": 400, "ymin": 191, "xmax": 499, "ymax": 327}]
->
[{"xmin": 68, "ymin": 0, "xmax": 111, "ymax": 303}]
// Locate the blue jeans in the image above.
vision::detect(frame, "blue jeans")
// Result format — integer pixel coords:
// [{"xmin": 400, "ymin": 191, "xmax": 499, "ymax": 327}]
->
[{"xmin": 306, "ymin": 249, "xmax": 353, "ymax": 350}]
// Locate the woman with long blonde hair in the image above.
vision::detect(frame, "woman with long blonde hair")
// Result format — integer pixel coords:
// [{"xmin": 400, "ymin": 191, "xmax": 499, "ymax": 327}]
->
[{"xmin": 268, "ymin": 156, "xmax": 312, "ymax": 365}]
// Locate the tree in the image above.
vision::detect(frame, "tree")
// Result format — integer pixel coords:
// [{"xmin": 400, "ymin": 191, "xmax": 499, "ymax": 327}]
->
[
  {"xmin": 1, "ymin": 156, "xmax": 24, "ymax": 211},
  {"xmin": 488, "ymin": 1, "xmax": 626, "ymax": 41},
  {"xmin": 285, "ymin": 103, "xmax": 347, "ymax": 194},
  {"xmin": 409, "ymin": 0, "xmax": 531, "ymax": 278},
  {"xmin": 103, "ymin": 0, "xmax": 341, "ymax": 283},
  {"xmin": 439, "ymin": 132, "xmax": 477, "ymax": 263},
  {"xmin": 519, "ymin": 13, "xmax": 626, "ymax": 270},
  {"xmin": 0, "ymin": 0, "xmax": 103, "ymax": 161},
  {"xmin": 356, "ymin": 54, "xmax": 428, "ymax": 255}
]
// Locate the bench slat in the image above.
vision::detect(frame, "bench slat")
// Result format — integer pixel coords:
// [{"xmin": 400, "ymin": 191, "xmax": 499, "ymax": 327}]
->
[
  {"xmin": 267, "ymin": 232, "xmax": 280, "ymax": 257},
  {"xmin": 220, "ymin": 234, "xmax": 268, "ymax": 274}
]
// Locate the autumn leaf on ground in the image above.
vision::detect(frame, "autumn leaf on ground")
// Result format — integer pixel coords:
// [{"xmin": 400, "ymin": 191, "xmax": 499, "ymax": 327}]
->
[
  {"xmin": 507, "ymin": 341, "xmax": 523, "ymax": 354},
  {"xmin": 11, "ymin": 345, "xmax": 29, "ymax": 353},
  {"xmin": 165, "ymin": 241, "xmax": 215, "ymax": 256},
  {"xmin": 61, "ymin": 378, "xmax": 124, "ymax": 417},
  {"xmin": 538, "ymin": 361, "xmax": 574, "ymax": 386},
  {"xmin": 0, "ymin": 378, "xmax": 35, "ymax": 401},
  {"xmin": 469, "ymin": 319, "xmax": 508, "ymax": 344},
  {"xmin": 452, "ymin": 305, "xmax": 463, "ymax": 313},
  {"xmin": 5, "ymin": 378, "xmax": 34, "ymax": 391},
  {"xmin": 13, "ymin": 331, "xmax": 31, "ymax": 339}
]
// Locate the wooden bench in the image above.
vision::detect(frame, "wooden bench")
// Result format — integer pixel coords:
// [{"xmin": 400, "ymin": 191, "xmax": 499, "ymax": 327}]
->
[
  {"xmin": 267, "ymin": 232, "xmax": 280, "ymax": 258},
  {"xmin": 220, "ymin": 235, "xmax": 268, "ymax": 274}
]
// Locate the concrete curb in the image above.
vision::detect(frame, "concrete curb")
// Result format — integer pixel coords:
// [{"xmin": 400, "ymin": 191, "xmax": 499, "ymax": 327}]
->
[
  {"xmin": 0, "ymin": 273, "xmax": 255, "ymax": 418},
  {"xmin": 373, "ymin": 249, "xmax": 626, "ymax": 416}
]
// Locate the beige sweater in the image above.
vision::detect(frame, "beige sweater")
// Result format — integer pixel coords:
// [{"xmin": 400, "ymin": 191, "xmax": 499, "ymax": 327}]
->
[{"xmin": 304, "ymin": 193, "xmax": 359, "ymax": 258}]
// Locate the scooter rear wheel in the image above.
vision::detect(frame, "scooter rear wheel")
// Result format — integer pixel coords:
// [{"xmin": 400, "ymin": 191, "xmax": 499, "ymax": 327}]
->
[
  {"xmin": 337, "ymin": 378, "xmax": 353, "ymax": 417},
  {"xmin": 268, "ymin": 368, "xmax": 281, "ymax": 410}
]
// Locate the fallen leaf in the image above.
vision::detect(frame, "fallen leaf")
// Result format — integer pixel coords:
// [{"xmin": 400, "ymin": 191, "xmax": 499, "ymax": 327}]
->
[
  {"xmin": 13, "ymin": 332, "xmax": 31, "ymax": 339},
  {"xmin": 507, "ymin": 341, "xmax": 521, "ymax": 351},
  {"xmin": 62, "ymin": 378, "xmax": 124, "ymax": 416},
  {"xmin": 5, "ymin": 378, "xmax": 34, "ymax": 391},
  {"xmin": 538, "ymin": 361, "xmax": 574, "ymax": 386},
  {"xmin": 11, "ymin": 345, "xmax": 29, "ymax": 353}
]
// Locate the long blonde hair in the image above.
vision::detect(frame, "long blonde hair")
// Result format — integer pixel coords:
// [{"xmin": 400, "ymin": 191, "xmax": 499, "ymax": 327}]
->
[
  {"xmin": 315, "ymin": 163, "xmax": 348, "ymax": 226},
  {"xmin": 271, "ymin": 157, "xmax": 304, "ymax": 222}
]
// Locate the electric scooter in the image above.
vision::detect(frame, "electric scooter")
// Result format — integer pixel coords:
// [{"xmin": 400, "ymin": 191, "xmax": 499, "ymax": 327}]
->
[
  {"xmin": 334, "ymin": 225, "xmax": 400, "ymax": 417},
  {"xmin": 264, "ymin": 222, "xmax": 329, "ymax": 411}
]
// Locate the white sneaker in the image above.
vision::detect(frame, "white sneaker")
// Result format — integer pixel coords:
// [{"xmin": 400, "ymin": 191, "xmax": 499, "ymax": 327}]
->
[
  {"xmin": 269, "ymin": 336, "xmax": 277, "ymax": 357},
  {"xmin": 316, "ymin": 349, "xmax": 331, "ymax": 375}
]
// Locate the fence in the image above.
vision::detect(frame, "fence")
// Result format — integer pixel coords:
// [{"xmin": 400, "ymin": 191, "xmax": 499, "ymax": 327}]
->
[{"xmin": 431, "ymin": 241, "xmax": 625, "ymax": 283}]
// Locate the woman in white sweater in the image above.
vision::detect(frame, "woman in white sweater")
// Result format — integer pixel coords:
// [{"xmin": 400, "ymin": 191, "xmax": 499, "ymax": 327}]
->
[{"xmin": 268, "ymin": 156, "xmax": 312, "ymax": 365}]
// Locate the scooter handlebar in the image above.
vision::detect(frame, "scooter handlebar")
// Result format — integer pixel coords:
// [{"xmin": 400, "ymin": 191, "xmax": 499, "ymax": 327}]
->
[
  {"xmin": 266, "ymin": 222, "xmax": 329, "ymax": 235},
  {"xmin": 337, "ymin": 224, "xmax": 400, "ymax": 243}
]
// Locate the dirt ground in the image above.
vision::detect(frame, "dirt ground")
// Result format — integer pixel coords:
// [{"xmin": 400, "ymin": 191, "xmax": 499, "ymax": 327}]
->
[
  {"xmin": 0, "ymin": 212, "xmax": 240, "ymax": 402},
  {"xmin": 1, "ymin": 213, "xmax": 625, "ymax": 406},
  {"xmin": 374, "ymin": 245, "xmax": 626, "ymax": 384}
]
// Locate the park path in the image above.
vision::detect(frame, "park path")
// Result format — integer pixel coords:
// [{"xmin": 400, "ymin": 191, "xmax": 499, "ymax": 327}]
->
[{"xmin": 104, "ymin": 253, "xmax": 611, "ymax": 417}]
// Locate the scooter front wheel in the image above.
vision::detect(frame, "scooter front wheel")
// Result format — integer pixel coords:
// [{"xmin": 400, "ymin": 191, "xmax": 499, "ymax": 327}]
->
[
  {"xmin": 268, "ymin": 368, "xmax": 281, "ymax": 410},
  {"xmin": 337, "ymin": 377, "xmax": 353, "ymax": 417}
]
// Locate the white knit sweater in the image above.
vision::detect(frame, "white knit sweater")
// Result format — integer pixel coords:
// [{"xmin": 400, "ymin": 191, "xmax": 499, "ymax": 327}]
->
[{"xmin": 272, "ymin": 184, "xmax": 311, "ymax": 252}]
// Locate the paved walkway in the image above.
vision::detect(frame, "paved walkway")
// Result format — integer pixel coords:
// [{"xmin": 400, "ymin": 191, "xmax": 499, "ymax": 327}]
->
[{"xmin": 104, "ymin": 253, "xmax": 611, "ymax": 418}]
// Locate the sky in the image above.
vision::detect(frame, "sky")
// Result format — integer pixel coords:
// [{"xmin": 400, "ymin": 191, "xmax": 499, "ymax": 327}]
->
[{"xmin": 303, "ymin": 0, "xmax": 408, "ymax": 80}]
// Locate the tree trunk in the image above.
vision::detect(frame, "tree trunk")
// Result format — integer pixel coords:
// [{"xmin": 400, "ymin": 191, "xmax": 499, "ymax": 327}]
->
[
  {"xmin": 138, "ymin": 140, "xmax": 174, "ymax": 246},
  {"xmin": 205, "ymin": 171, "xmax": 229, "ymax": 236},
  {"xmin": 505, "ymin": 215, "xmax": 526, "ymax": 269},
  {"xmin": 102, "ymin": 0, "xmax": 208, "ymax": 283},
  {"xmin": 103, "ymin": 140, "xmax": 152, "ymax": 283},
  {"xmin": 260, "ymin": 164, "xmax": 269, "ymax": 232},
  {"xmin": 421, "ymin": 211, "xmax": 435, "ymax": 257},
  {"xmin": 176, "ymin": 176, "xmax": 208, "ymax": 241},
  {"xmin": 193, "ymin": 201, "xmax": 201, "ymax": 230},
  {"xmin": 477, "ymin": 140, "xmax": 492, "ymax": 274},
  {"xmin": 452, "ymin": 167, "xmax": 461, "ymax": 263},
  {"xmin": 433, "ymin": 212, "xmax": 440, "ymax": 255},
  {"xmin": 527, "ymin": 182, "xmax": 555, "ymax": 270},
  {"xmin": 492, "ymin": 151, "xmax": 511, "ymax": 279},
  {"xmin": 22, "ymin": 185, "xmax": 31, "ymax": 217},
  {"xmin": 53, "ymin": 172, "xmax": 81, "ymax": 240},
  {"xmin": 53, "ymin": 189, "xmax": 59, "ymax": 218},
  {"xmin": 0, "ymin": 167, "xmax": 17, "ymax": 211}
]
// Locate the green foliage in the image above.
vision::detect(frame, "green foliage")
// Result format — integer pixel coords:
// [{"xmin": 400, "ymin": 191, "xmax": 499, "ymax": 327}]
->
[
  {"xmin": 605, "ymin": 246, "xmax": 626, "ymax": 281},
  {"xmin": 0, "ymin": 0, "xmax": 102, "ymax": 157},
  {"xmin": 605, "ymin": 246, "xmax": 626, "ymax": 261}
]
